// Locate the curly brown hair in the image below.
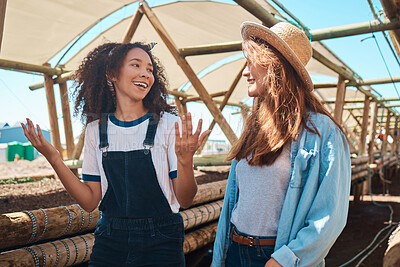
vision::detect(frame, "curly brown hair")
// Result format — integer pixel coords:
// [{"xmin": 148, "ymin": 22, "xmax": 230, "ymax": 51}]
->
[{"xmin": 73, "ymin": 42, "xmax": 176, "ymax": 124}]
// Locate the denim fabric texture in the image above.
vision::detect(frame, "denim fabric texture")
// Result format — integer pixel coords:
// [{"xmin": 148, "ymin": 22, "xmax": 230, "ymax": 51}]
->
[
  {"xmin": 226, "ymin": 227, "xmax": 274, "ymax": 267},
  {"xmin": 212, "ymin": 112, "xmax": 352, "ymax": 267},
  {"xmin": 89, "ymin": 214, "xmax": 185, "ymax": 267}
]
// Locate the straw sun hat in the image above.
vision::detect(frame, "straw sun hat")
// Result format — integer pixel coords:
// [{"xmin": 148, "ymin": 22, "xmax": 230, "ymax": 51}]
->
[{"xmin": 240, "ymin": 21, "xmax": 313, "ymax": 91}]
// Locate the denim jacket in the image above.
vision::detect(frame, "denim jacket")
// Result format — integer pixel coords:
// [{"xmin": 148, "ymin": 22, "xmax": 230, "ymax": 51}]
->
[{"xmin": 212, "ymin": 112, "xmax": 351, "ymax": 267}]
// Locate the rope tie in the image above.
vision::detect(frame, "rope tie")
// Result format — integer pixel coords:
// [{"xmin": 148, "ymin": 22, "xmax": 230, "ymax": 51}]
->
[
  {"xmin": 23, "ymin": 210, "xmax": 37, "ymax": 243},
  {"xmin": 67, "ymin": 238, "xmax": 79, "ymax": 265},
  {"xmin": 61, "ymin": 206, "xmax": 72, "ymax": 236},
  {"xmin": 24, "ymin": 247, "xmax": 39, "ymax": 267},
  {"xmin": 37, "ymin": 208, "xmax": 48, "ymax": 240},
  {"xmin": 79, "ymin": 236, "xmax": 89, "ymax": 263},
  {"xmin": 60, "ymin": 240, "xmax": 70, "ymax": 266},
  {"xmin": 50, "ymin": 242, "xmax": 60, "ymax": 267},
  {"xmin": 35, "ymin": 245, "xmax": 46, "ymax": 267},
  {"xmin": 73, "ymin": 204, "xmax": 85, "ymax": 231}
]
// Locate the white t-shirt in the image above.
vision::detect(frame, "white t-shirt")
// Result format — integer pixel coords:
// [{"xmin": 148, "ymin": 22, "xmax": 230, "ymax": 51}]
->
[{"xmin": 81, "ymin": 112, "xmax": 181, "ymax": 213}]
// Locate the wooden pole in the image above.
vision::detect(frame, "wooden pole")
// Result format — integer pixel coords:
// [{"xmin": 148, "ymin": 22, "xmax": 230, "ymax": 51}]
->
[
  {"xmin": 29, "ymin": 71, "xmax": 74, "ymax": 91},
  {"xmin": 0, "ymin": 59, "xmax": 67, "ymax": 76},
  {"xmin": 59, "ymin": 82, "xmax": 75, "ymax": 158},
  {"xmin": 384, "ymin": 111, "xmax": 392, "ymax": 153},
  {"xmin": 197, "ymin": 62, "xmax": 246, "ymax": 154},
  {"xmin": 0, "ymin": 205, "xmax": 100, "ymax": 250},
  {"xmin": 43, "ymin": 67, "xmax": 63, "ymax": 157},
  {"xmin": 184, "ymin": 91, "xmax": 227, "ymax": 103},
  {"xmin": 0, "ymin": 0, "xmax": 6, "ymax": 53},
  {"xmin": 315, "ymin": 76, "xmax": 400, "ymax": 88},
  {"xmin": 368, "ymin": 102, "xmax": 379, "ymax": 162},
  {"xmin": 181, "ymin": 200, "xmax": 223, "ymax": 230},
  {"xmin": 0, "ymin": 233, "xmax": 95, "ymax": 267},
  {"xmin": 334, "ymin": 75, "xmax": 347, "ymax": 124},
  {"xmin": 183, "ymin": 222, "xmax": 218, "ymax": 254},
  {"xmin": 141, "ymin": 1, "xmax": 237, "ymax": 145},
  {"xmin": 71, "ymin": 126, "xmax": 86, "ymax": 160},
  {"xmin": 122, "ymin": 8, "xmax": 143, "ymax": 44},
  {"xmin": 359, "ymin": 96, "xmax": 371, "ymax": 156},
  {"xmin": 233, "ymin": 0, "xmax": 280, "ymax": 27},
  {"xmin": 174, "ymin": 96, "xmax": 186, "ymax": 116},
  {"xmin": 383, "ymin": 225, "xmax": 400, "ymax": 267}
]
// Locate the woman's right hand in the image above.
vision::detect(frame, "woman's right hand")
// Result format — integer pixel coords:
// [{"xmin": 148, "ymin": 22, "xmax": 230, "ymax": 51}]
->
[{"xmin": 21, "ymin": 119, "xmax": 61, "ymax": 164}]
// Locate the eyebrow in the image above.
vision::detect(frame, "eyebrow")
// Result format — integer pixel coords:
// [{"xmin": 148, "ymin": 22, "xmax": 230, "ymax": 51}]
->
[{"xmin": 128, "ymin": 58, "xmax": 153, "ymax": 67}]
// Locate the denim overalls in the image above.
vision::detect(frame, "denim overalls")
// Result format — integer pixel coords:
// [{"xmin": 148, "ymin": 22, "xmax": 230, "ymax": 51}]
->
[{"xmin": 89, "ymin": 115, "xmax": 185, "ymax": 267}]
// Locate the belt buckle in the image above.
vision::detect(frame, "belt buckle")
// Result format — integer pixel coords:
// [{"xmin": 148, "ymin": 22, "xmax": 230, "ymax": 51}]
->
[{"xmin": 248, "ymin": 236, "xmax": 255, "ymax": 247}]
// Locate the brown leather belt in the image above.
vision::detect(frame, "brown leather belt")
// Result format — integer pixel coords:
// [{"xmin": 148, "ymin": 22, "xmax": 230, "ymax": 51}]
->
[{"xmin": 230, "ymin": 228, "xmax": 276, "ymax": 247}]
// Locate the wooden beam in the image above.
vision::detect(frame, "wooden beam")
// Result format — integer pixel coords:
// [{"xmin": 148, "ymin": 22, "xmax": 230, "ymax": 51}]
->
[
  {"xmin": 334, "ymin": 75, "xmax": 346, "ymax": 124},
  {"xmin": 380, "ymin": 0, "xmax": 400, "ymax": 60},
  {"xmin": 310, "ymin": 18, "xmax": 400, "ymax": 41},
  {"xmin": 315, "ymin": 76, "xmax": 400, "ymax": 88},
  {"xmin": 174, "ymin": 96, "xmax": 186, "ymax": 116},
  {"xmin": 180, "ymin": 42, "xmax": 242, "ymax": 57},
  {"xmin": 368, "ymin": 102, "xmax": 379, "ymax": 163},
  {"xmin": 233, "ymin": 0, "xmax": 280, "ymax": 27},
  {"xmin": 359, "ymin": 96, "xmax": 371, "ymax": 155},
  {"xmin": 29, "ymin": 72, "xmax": 74, "ymax": 90},
  {"xmin": 0, "ymin": 59, "xmax": 68, "ymax": 76},
  {"xmin": 196, "ymin": 62, "xmax": 246, "ymax": 154},
  {"xmin": 141, "ymin": 1, "xmax": 237, "ymax": 144},
  {"xmin": 59, "ymin": 82, "xmax": 75, "ymax": 158},
  {"xmin": 323, "ymin": 96, "xmax": 400, "ymax": 104},
  {"xmin": 0, "ymin": 0, "xmax": 6, "ymax": 53},
  {"xmin": 43, "ymin": 67, "xmax": 63, "ymax": 157},
  {"xmin": 122, "ymin": 8, "xmax": 143, "ymax": 44},
  {"xmin": 312, "ymin": 49, "xmax": 355, "ymax": 82},
  {"xmin": 393, "ymin": 117, "xmax": 399, "ymax": 155},
  {"xmin": 184, "ymin": 91, "xmax": 227, "ymax": 103}
]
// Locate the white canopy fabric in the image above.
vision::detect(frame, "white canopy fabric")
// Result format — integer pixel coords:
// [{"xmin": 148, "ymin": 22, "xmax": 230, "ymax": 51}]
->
[{"xmin": 1, "ymin": 0, "xmax": 351, "ymax": 105}]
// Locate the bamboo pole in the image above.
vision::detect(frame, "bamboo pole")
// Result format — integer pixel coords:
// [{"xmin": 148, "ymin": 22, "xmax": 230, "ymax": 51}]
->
[
  {"xmin": 0, "ymin": 205, "xmax": 100, "ymax": 250},
  {"xmin": 180, "ymin": 42, "xmax": 242, "ymax": 57},
  {"xmin": 393, "ymin": 117, "xmax": 399, "ymax": 156},
  {"xmin": 197, "ymin": 62, "xmax": 246, "ymax": 154},
  {"xmin": 0, "ymin": 0, "xmax": 6, "ymax": 53},
  {"xmin": 359, "ymin": 96, "xmax": 371, "ymax": 155},
  {"xmin": 122, "ymin": 8, "xmax": 143, "ymax": 44},
  {"xmin": 233, "ymin": 0, "xmax": 280, "ymax": 27},
  {"xmin": 0, "ymin": 233, "xmax": 95, "ymax": 267},
  {"xmin": 43, "ymin": 69, "xmax": 63, "ymax": 157},
  {"xmin": 334, "ymin": 75, "xmax": 346, "ymax": 124},
  {"xmin": 59, "ymin": 82, "xmax": 75, "ymax": 158},
  {"xmin": 183, "ymin": 222, "xmax": 218, "ymax": 254},
  {"xmin": 323, "ymin": 96, "xmax": 400, "ymax": 104},
  {"xmin": 0, "ymin": 59, "xmax": 68, "ymax": 76},
  {"xmin": 141, "ymin": 1, "xmax": 237, "ymax": 145},
  {"xmin": 315, "ymin": 76, "xmax": 400, "ymax": 88},
  {"xmin": 365, "ymin": 102, "xmax": 379, "ymax": 194}
]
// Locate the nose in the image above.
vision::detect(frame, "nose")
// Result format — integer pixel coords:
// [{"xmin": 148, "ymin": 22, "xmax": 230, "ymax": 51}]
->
[
  {"xmin": 242, "ymin": 65, "xmax": 250, "ymax": 77},
  {"xmin": 140, "ymin": 68, "xmax": 150, "ymax": 78}
]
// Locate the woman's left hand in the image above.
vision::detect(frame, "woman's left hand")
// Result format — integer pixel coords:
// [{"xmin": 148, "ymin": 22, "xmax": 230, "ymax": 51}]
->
[
  {"xmin": 175, "ymin": 112, "xmax": 210, "ymax": 165},
  {"xmin": 265, "ymin": 258, "xmax": 282, "ymax": 267}
]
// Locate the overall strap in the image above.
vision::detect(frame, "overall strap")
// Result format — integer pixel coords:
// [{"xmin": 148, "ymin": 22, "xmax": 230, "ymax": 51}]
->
[
  {"xmin": 99, "ymin": 113, "xmax": 109, "ymax": 150},
  {"xmin": 143, "ymin": 116, "xmax": 158, "ymax": 148}
]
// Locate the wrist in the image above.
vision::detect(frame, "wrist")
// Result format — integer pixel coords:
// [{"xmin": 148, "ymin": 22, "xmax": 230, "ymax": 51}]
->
[{"xmin": 177, "ymin": 157, "xmax": 193, "ymax": 167}]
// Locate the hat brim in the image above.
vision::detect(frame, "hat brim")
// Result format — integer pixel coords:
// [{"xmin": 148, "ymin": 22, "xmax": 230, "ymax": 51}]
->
[{"xmin": 241, "ymin": 22, "xmax": 313, "ymax": 91}]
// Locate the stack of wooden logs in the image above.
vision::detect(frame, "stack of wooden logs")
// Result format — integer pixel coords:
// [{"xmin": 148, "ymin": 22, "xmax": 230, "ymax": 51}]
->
[{"xmin": 0, "ymin": 179, "xmax": 227, "ymax": 266}]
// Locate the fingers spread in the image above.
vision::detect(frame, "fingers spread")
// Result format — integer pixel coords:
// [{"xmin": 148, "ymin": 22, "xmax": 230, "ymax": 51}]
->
[
  {"xmin": 186, "ymin": 112, "xmax": 193, "ymax": 136},
  {"xmin": 181, "ymin": 115, "xmax": 187, "ymax": 141},
  {"xmin": 194, "ymin": 119, "xmax": 202, "ymax": 137}
]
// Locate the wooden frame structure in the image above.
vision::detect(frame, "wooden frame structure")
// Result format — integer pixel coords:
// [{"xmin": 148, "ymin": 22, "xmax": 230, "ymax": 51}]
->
[{"xmin": 0, "ymin": 0, "xmax": 399, "ymax": 171}]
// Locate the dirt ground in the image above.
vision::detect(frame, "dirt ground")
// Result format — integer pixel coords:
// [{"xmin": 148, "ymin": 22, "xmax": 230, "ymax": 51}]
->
[{"xmin": 1, "ymin": 158, "xmax": 400, "ymax": 266}]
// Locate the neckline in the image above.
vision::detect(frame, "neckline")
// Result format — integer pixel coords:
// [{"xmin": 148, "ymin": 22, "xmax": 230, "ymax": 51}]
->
[{"xmin": 109, "ymin": 112, "xmax": 152, "ymax": 127}]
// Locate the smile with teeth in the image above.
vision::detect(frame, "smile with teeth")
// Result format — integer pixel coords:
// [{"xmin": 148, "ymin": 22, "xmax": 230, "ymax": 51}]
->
[{"xmin": 133, "ymin": 82, "xmax": 148, "ymax": 88}]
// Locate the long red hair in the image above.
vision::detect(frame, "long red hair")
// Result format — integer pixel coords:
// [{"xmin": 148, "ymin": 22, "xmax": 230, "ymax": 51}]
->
[{"xmin": 227, "ymin": 38, "xmax": 343, "ymax": 166}]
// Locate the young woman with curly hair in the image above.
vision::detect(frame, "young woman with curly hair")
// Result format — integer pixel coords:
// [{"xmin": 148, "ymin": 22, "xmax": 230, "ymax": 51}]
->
[
  {"xmin": 22, "ymin": 42, "xmax": 209, "ymax": 266},
  {"xmin": 212, "ymin": 22, "xmax": 351, "ymax": 267}
]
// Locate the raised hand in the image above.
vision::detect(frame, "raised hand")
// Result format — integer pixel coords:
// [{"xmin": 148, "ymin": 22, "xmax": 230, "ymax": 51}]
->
[
  {"xmin": 21, "ymin": 118, "xmax": 61, "ymax": 164},
  {"xmin": 174, "ymin": 112, "xmax": 210, "ymax": 165}
]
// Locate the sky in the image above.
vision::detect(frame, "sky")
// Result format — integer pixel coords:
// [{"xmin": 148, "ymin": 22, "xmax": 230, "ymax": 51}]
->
[{"xmin": 0, "ymin": 0, "xmax": 399, "ymax": 145}]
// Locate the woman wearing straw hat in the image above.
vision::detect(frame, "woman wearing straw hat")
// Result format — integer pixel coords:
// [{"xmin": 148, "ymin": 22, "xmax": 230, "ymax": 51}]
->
[{"xmin": 212, "ymin": 22, "xmax": 351, "ymax": 267}]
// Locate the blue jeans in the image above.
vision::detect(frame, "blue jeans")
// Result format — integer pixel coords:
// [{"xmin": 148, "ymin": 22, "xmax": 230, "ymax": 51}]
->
[
  {"xmin": 89, "ymin": 214, "xmax": 185, "ymax": 267},
  {"xmin": 225, "ymin": 228, "xmax": 274, "ymax": 267}
]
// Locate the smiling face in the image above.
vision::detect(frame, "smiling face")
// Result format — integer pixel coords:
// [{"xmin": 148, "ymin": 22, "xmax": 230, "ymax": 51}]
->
[
  {"xmin": 242, "ymin": 59, "xmax": 266, "ymax": 98},
  {"xmin": 111, "ymin": 47, "xmax": 155, "ymax": 104}
]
